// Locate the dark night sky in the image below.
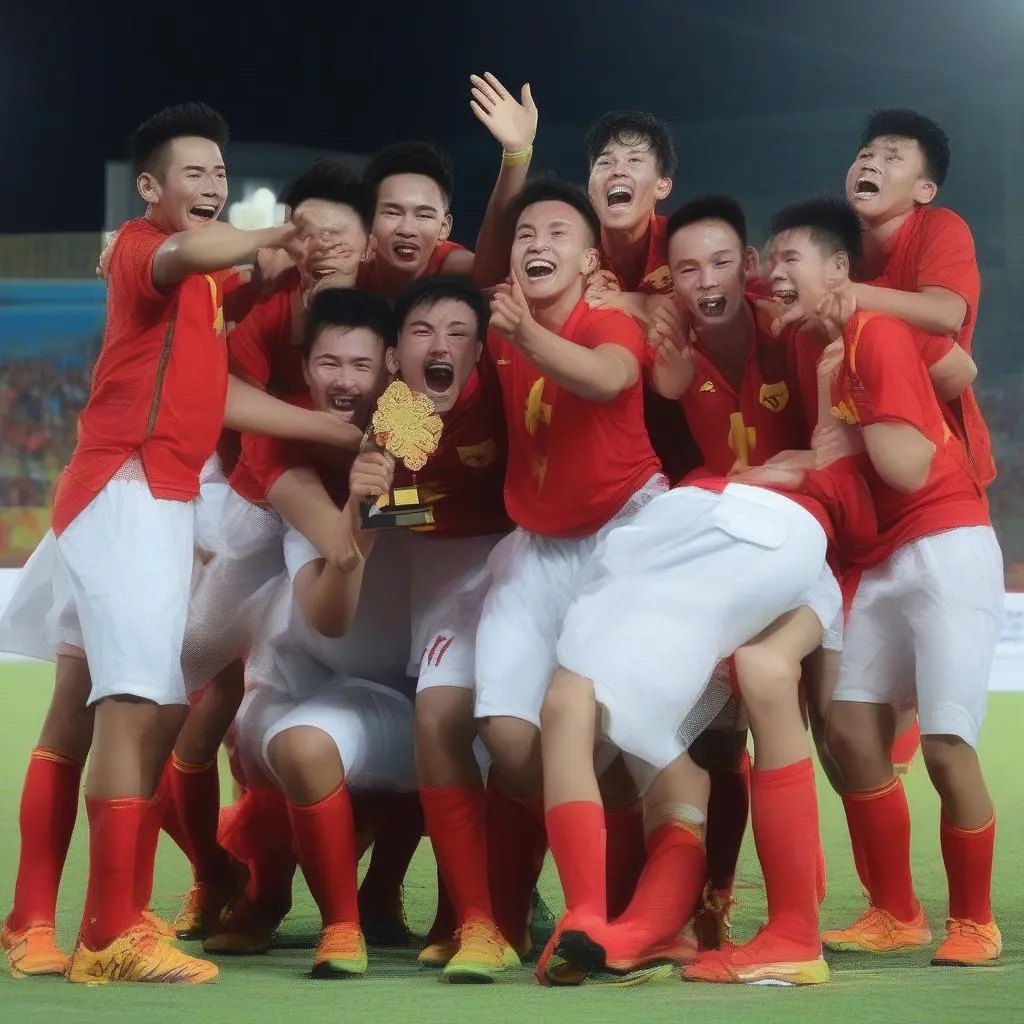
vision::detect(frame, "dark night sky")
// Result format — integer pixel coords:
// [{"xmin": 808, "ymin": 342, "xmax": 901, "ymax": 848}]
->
[{"xmin": 2, "ymin": 0, "xmax": 1021, "ymax": 235}]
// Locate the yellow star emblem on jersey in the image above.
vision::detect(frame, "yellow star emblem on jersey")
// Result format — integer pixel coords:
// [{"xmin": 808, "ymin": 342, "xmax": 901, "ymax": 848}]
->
[{"xmin": 525, "ymin": 377, "xmax": 553, "ymax": 436}]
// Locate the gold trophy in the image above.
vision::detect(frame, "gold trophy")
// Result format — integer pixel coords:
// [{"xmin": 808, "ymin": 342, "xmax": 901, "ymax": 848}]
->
[{"xmin": 359, "ymin": 380, "xmax": 443, "ymax": 530}]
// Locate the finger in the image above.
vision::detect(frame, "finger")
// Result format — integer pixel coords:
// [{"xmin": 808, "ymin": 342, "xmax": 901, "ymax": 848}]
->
[
  {"xmin": 770, "ymin": 305, "xmax": 804, "ymax": 337},
  {"xmin": 470, "ymin": 88, "xmax": 495, "ymax": 114},
  {"xmin": 470, "ymin": 73, "xmax": 500, "ymax": 106},
  {"xmin": 510, "ymin": 271, "xmax": 527, "ymax": 303},
  {"xmin": 483, "ymin": 72, "xmax": 512, "ymax": 101},
  {"xmin": 470, "ymin": 99, "xmax": 492, "ymax": 125},
  {"xmin": 521, "ymin": 82, "xmax": 536, "ymax": 111}
]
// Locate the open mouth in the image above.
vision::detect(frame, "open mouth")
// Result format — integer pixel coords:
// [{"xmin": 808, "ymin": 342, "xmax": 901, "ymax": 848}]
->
[
  {"xmin": 392, "ymin": 242, "xmax": 420, "ymax": 262},
  {"xmin": 772, "ymin": 289, "xmax": 798, "ymax": 306},
  {"xmin": 328, "ymin": 393, "xmax": 357, "ymax": 414},
  {"xmin": 311, "ymin": 265, "xmax": 338, "ymax": 280},
  {"xmin": 606, "ymin": 184, "xmax": 633, "ymax": 209},
  {"xmin": 853, "ymin": 177, "xmax": 880, "ymax": 199},
  {"xmin": 524, "ymin": 258, "xmax": 556, "ymax": 280},
  {"xmin": 189, "ymin": 204, "xmax": 218, "ymax": 222},
  {"xmin": 424, "ymin": 359, "xmax": 455, "ymax": 395},
  {"xmin": 696, "ymin": 295, "xmax": 727, "ymax": 317}
]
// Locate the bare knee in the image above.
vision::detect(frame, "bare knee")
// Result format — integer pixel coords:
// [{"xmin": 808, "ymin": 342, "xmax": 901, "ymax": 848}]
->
[
  {"xmin": 921, "ymin": 734, "xmax": 972, "ymax": 792},
  {"xmin": 267, "ymin": 725, "xmax": 343, "ymax": 804},
  {"xmin": 734, "ymin": 644, "xmax": 800, "ymax": 710},
  {"xmin": 415, "ymin": 687, "xmax": 476, "ymax": 750},
  {"xmin": 539, "ymin": 672, "xmax": 594, "ymax": 732},
  {"xmin": 477, "ymin": 716, "xmax": 541, "ymax": 798}
]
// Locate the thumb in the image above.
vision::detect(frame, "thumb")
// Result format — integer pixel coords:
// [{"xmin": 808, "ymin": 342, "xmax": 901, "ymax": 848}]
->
[
  {"xmin": 510, "ymin": 270, "xmax": 527, "ymax": 303},
  {"xmin": 521, "ymin": 82, "xmax": 536, "ymax": 111}
]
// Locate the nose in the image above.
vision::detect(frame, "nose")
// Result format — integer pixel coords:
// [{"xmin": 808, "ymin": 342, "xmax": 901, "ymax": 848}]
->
[
  {"xmin": 395, "ymin": 213, "xmax": 416, "ymax": 237},
  {"xmin": 698, "ymin": 265, "xmax": 718, "ymax": 289}
]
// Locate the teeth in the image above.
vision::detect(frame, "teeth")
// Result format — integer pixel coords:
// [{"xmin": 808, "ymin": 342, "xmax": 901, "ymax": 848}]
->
[
  {"xmin": 697, "ymin": 296, "xmax": 726, "ymax": 312},
  {"xmin": 606, "ymin": 186, "xmax": 632, "ymax": 205},
  {"xmin": 525, "ymin": 258, "xmax": 555, "ymax": 275},
  {"xmin": 773, "ymin": 290, "xmax": 798, "ymax": 306}
]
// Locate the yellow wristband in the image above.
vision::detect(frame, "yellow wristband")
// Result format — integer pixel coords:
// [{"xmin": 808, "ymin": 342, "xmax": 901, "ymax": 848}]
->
[{"xmin": 502, "ymin": 145, "xmax": 534, "ymax": 167}]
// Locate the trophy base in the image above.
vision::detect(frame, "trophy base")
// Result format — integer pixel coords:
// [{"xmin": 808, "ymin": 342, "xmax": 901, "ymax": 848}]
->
[{"xmin": 359, "ymin": 486, "xmax": 435, "ymax": 530}]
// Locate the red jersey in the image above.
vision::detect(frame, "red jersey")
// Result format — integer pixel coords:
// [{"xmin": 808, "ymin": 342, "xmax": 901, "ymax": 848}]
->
[
  {"xmin": 241, "ymin": 394, "xmax": 352, "ymax": 510},
  {"xmin": 859, "ymin": 205, "xmax": 993, "ymax": 487},
  {"xmin": 52, "ymin": 218, "xmax": 228, "ymax": 535},
  {"xmin": 394, "ymin": 353, "xmax": 511, "ymax": 539},
  {"xmin": 681, "ymin": 302, "xmax": 814, "ymax": 475},
  {"xmin": 357, "ymin": 240, "xmax": 465, "ymax": 295},
  {"xmin": 830, "ymin": 311, "xmax": 989, "ymax": 566},
  {"xmin": 490, "ymin": 300, "xmax": 662, "ymax": 538},
  {"xmin": 599, "ymin": 214, "xmax": 671, "ymax": 294}
]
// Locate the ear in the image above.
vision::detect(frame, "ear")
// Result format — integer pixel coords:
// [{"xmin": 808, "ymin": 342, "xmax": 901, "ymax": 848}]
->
[
  {"xmin": 438, "ymin": 212, "xmax": 453, "ymax": 242},
  {"xmin": 654, "ymin": 176, "xmax": 672, "ymax": 203},
  {"xmin": 302, "ymin": 358, "xmax": 312, "ymax": 389},
  {"xmin": 829, "ymin": 250, "xmax": 850, "ymax": 282},
  {"xmin": 743, "ymin": 245, "xmax": 760, "ymax": 279},
  {"xmin": 385, "ymin": 347, "xmax": 399, "ymax": 375},
  {"xmin": 581, "ymin": 246, "xmax": 601, "ymax": 277},
  {"xmin": 912, "ymin": 178, "xmax": 938, "ymax": 207},
  {"xmin": 137, "ymin": 171, "xmax": 161, "ymax": 205},
  {"xmin": 474, "ymin": 339, "xmax": 483, "ymax": 363}
]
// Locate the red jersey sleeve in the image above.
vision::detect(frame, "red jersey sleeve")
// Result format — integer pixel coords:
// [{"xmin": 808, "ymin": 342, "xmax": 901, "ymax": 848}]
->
[
  {"xmin": 241, "ymin": 432, "xmax": 309, "ymax": 495},
  {"xmin": 912, "ymin": 327, "xmax": 956, "ymax": 368},
  {"xmin": 914, "ymin": 209, "xmax": 977, "ymax": 307},
  {"xmin": 575, "ymin": 307, "xmax": 647, "ymax": 364},
  {"xmin": 228, "ymin": 299, "xmax": 275, "ymax": 387},
  {"xmin": 846, "ymin": 315, "xmax": 934, "ymax": 432},
  {"xmin": 111, "ymin": 223, "xmax": 168, "ymax": 307}
]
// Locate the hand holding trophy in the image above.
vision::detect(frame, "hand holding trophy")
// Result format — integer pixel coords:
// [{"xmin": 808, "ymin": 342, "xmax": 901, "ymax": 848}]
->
[{"xmin": 358, "ymin": 380, "xmax": 443, "ymax": 530}]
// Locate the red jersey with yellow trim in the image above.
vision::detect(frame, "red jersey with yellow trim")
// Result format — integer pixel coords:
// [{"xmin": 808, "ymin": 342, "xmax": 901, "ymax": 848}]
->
[
  {"xmin": 830, "ymin": 310, "xmax": 988, "ymax": 566},
  {"xmin": 490, "ymin": 300, "xmax": 661, "ymax": 538},
  {"xmin": 858, "ymin": 205, "xmax": 993, "ymax": 487},
  {"xmin": 52, "ymin": 218, "xmax": 228, "ymax": 535},
  {"xmin": 393, "ymin": 353, "xmax": 510, "ymax": 539},
  {"xmin": 241, "ymin": 392, "xmax": 353, "ymax": 510},
  {"xmin": 598, "ymin": 214, "xmax": 670, "ymax": 294},
  {"xmin": 357, "ymin": 240, "xmax": 465, "ymax": 295},
  {"xmin": 680, "ymin": 300, "xmax": 813, "ymax": 475}
]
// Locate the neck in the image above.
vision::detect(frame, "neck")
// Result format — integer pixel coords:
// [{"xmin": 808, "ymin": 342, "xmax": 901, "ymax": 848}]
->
[
  {"xmin": 531, "ymin": 286, "xmax": 583, "ymax": 333},
  {"xmin": 861, "ymin": 206, "xmax": 914, "ymax": 259},
  {"xmin": 694, "ymin": 301, "xmax": 754, "ymax": 361},
  {"xmin": 599, "ymin": 216, "xmax": 652, "ymax": 286}
]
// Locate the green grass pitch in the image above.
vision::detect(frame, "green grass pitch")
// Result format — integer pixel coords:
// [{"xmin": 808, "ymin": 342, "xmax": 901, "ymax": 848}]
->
[{"xmin": 1, "ymin": 661, "xmax": 1021, "ymax": 1022}]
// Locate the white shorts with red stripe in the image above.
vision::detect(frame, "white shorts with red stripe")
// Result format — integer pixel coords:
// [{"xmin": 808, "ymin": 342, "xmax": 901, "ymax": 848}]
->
[{"xmin": 411, "ymin": 533, "xmax": 504, "ymax": 692}]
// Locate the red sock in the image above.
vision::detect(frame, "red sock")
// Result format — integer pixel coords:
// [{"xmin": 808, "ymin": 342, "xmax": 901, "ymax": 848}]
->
[
  {"xmin": 426, "ymin": 864, "xmax": 457, "ymax": 944},
  {"xmin": 843, "ymin": 778, "xmax": 919, "ymax": 922},
  {"xmin": 8, "ymin": 748, "xmax": 82, "ymax": 931},
  {"xmin": 816, "ymin": 840, "xmax": 827, "ymax": 906},
  {"xmin": 288, "ymin": 784, "xmax": 359, "ymax": 927},
  {"xmin": 487, "ymin": 779, "xmax": 547, "ymax": 947},
  {"xmin": 751, "ymin": 759, "xmax": 820, "ymax": 947},
  {"xmin": 940, "ymin": 813, "xmax": 995, "ymax": 924},
  {"xmin": 605, "ymin": 805, "xmax": 646, "ymax": 920},
  {"xmin": 617, "ymin": 821, "xmax": 706, "ymax": 949},
  {"xmin": 843, "ymin": 800, "xmax": 872, "ymax": 891},
  {"xmin": 421, "ymin": 786, "xmax": 493, "ymax": 924},
  {"xmin": 891, "ymin": 719, "xmax": 921, "ymax": 768},
  {"xmin": 242, "ymin": 788, "xmax": 296, "ymax": 915},
  {"xmin": 545, "ymin": 801, "xmax": 607, "ymax": 918},
  {"xmin": 132, "ymin": 781, "xmax": 168, "ymax": 918},
  {"xmin": 705, "ymin": 748, "xmax": 750, "ymax": 893},
  {"xmin": 169, "ymin": 754, "xmax": 231, "ymax": 886},
  {"xmin": 81, "ymin": 797, "xmax": 148, "ymax": 950}
]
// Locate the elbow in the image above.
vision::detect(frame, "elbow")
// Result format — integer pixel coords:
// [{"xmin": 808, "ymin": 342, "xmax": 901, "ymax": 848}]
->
[
  {"xmin": 887, "ymin": 456, "xmax": 934, "ymax": 494},
  {"xmin": 309, "ymin": 614, "xmax": 351, "ymax": 640}
]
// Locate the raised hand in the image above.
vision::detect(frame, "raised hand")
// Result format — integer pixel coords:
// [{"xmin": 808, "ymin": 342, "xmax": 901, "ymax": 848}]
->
[
  {"xmin": 489, "ymin": 273, "xmax": 533, "ymax": 341},
  {"xmin": 470, "ymin": 73, "xmax": 538, "ymax": 153}
]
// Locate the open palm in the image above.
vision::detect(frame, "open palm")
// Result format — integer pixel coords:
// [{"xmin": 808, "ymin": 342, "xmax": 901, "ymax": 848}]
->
[{"xmin": 470, "ymin": 72, "xmax": 538, "ymax": 152}]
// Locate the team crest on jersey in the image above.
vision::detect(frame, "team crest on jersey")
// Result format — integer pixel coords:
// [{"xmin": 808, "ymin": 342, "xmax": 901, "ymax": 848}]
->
[
  {"xmin": 457, "ymin": 439, "xmax": 497, "ymax": 468},
  {"xmin": 699, "ymin": 380, "xmax": 716, "ymax": 393},
  {"xmin": 830, "ymin": 400, "xmax": 859, "ymax": 426},
  {"xmin": 759, "ymin": 380, "xmax": 789, "ymax": 413},
  {"xmin": 641, "ymin": 265, "xmax": 673, "ymax": 293}
]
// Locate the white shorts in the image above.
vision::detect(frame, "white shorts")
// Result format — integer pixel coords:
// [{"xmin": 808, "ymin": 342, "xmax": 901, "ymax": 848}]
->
[
  {"xmin": 183, "ymin": 481, "xmax": 285, "ymax": 693},
  {"xmin": 236, "ymin": 680, "xmax": 416, "ymax": 793},
  {"xmin": 411, "ymin": 533, "xmax": 503, "ymax": 692},
  {"xmin": 474, "ymin": 475, "xmax": 668, "ymax": 727},
  {"xmin": 56, "ymin": 462, "xmax": 195, "ymax": 706},
  {"xmin": 832, "ymin": 526, "xmax": 1004, "ymax": 748},
  {"xmin": 558, "ymin": 484, "xmax": 836, "ymax": 772},
  {"xmin": 0, "ymin": 530, "xmax": 82, "ymax": 660}
]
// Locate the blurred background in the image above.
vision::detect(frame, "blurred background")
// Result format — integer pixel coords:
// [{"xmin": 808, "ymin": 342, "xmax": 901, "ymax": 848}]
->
[{"xmin": 1, "ymin": 0, "xmax": 1021, "ymax": 581}]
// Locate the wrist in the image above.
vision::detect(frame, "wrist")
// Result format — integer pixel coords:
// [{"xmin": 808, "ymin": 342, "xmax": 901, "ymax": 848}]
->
[{"xmin": 502, "ymin": 144, "xmax": 534, "ymax": 167}]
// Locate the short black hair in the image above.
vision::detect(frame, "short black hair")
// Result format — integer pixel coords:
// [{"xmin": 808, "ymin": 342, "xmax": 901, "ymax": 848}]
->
[
  {"xmin": 768, "ymin": 195, "xmax": 863, "ymax": 265},
  {"xmin": 363, "ymin": 142, "xmax": 455, "ymax": 209},
  {"xmin": 393, "ymin": 275, "xmax": 489, "ymax": 343},
  {"xmin": 303, "ymin": 287, "xmax": 396, "ymax": 359},
  {"xmin": 666, "ymin": 195, "xmax": 748, "ymax": 250},
  {"xmin": 585, "ymin": 110, "xmax": 677, "ymax": 179},
  {"xmin": 280, "ymin": 158, "xmax": 375, "ymax": 234},
  {"xmin": 509, "ymin": 177, "xmax": 602, "ymax": 247},
  {"xmin": 130, "ymin": 102, "xmax": 229, "ymax": 178},
  {"xmin": 859, "ymin": 109, "xmax": 950, "ymax": 186}
]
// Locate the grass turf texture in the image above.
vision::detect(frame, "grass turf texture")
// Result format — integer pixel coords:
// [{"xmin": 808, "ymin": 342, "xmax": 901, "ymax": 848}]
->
[{"xmin": 1, "ymin": 661, "xmax": 1021, "ymax": 1023}]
